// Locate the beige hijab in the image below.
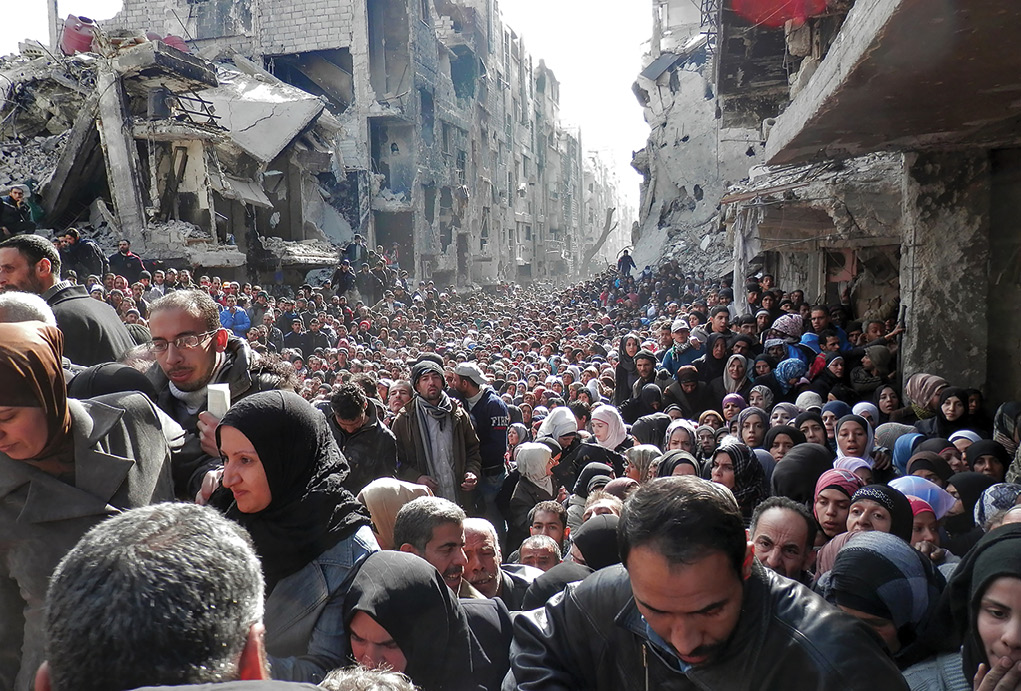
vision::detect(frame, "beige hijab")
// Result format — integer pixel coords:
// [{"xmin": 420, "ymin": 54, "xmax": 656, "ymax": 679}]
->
[{"xmin": 357, "ymin": 478, "xmax": 434, "ymax": 549}]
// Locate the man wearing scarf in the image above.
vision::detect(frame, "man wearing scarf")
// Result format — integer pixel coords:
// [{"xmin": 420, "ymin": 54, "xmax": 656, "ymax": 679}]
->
[{"xmin": 393, "ymin": 360, "xmax": 481, "ymax": 511}]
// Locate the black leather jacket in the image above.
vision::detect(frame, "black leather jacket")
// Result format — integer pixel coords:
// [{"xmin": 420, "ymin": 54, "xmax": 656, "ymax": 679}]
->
[{"xmin": 504, "ymin": 562, "xmax": 908, "ymax": 691}]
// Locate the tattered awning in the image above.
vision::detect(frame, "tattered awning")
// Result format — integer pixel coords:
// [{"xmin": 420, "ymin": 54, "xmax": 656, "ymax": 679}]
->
[
  {"xmin": 640, "ymin": 35, "xmax": 709, "ymax": 81},
  {"xmin": 210, "ymin": 174, "xmax": 273, "ymax": 208}
]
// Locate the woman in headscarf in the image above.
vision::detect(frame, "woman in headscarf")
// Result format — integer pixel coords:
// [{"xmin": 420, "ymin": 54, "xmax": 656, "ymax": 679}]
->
[
  {"xmin": 655, "ymin": 449, "xmax": 702, "ymax": 478},
  {"xmin": 357, "ymin": 478, "xmax": 434, "ymax": 550},
  {"xmin": 795, "ymin": 410, "xmax": 830, "ymax": 447},
  {"xmin": 215, "ymin": 389, "xmax": 376, "ymax": 681},
  {"xmin": 819, "ymin": 531, "xmax": 944, "ymax": 669},
  {"xmin": 770, "ymin": 443, "xmax": 833, "ymax": 505},
  {"xmin": 709, "ymin": 441, "xmax": 768, "ymax": 524},
  {"xmin": 916, "ymin": 387, "xmax": 974, "ymax": 439},
  {"xmin": 874, "ymin": 384, "xmax": 902, "ymax": 425},
  {"xmin": 892, "ymin": 373, "xmax": 948, "ymax": 425},
  {"xmin": 966, "ymin": 440, "xmax": 1011, "ymax": 482},
  {"xmin": 764, "ymin": 424, "xmax": 806, "ymax": 463},
  {"xmin": 736, "ymin": 406, "xmax": 770, "ymax": 449},
  {"xmin": 751, "ymin": 354, "xmax": 777, "ymax": 382},
  {"xmin": 769, "ymin": 402, "xmax": 801, "ymax": 428},
  {"xmin": 834, "ymin": 457, "xmax": 874, "ymax": 484},
  {"xmin": 508, "ymin": 443, "xmax": 559, "ymax": 551},
  {"xmin": 623, "ymin": 444, "xmax": 663, "ymax": 483},
  {"xmin": 711, "ymin": 354, "xmax": 752, "ymax": 403},
  {"xmin": 889, "ymin": 475, "xmax": 958, "ymax": 525},
  {"xmin": 566, "ymin": 461, "xmax": 615, "ymax": 532},
  {"xmin": 0, "ymin": 322, "xmax": 175, "ymax": 690},
  {"xmin": 847, "ymin": 485, "xmax": 914, "ymax": 543},
  {"xmin": 695, "ymin": 424, "xmax": 718, "ymax": 465},
  {"xmin": 694, "ymin": 332, "xmax": 730, "ymax": 383},
  {"xmin": 505, "ymin": 422, "xmax": 530, "ymax": 462},
  {"xmin": 345, "ymin": 550, "xmax": 485, "ymax": 691},
  {"xmin": 809, "ymin": 351, "xmax": 846, "ymax": 399},
  {"xmin": 835, "ymin": 414, "xmax": 876, "ymax": 467},
  {"xmin": 905, "ymin": 451, "xmax": 954, "ymax": 488},
  {"xmin": 569, "ymin": 514, "xmax": 622, "ymax": 570},
  {"xmin": 821, "ymin": 401, "xmax": 853, "ymax": 453},
  {"xmin": 892, "ymin": 431, "xmax": 926, "ymax": 476},
  {"xmin": 950, "ymin": 430, "xmax": 982, "ymax": 456},
  {"xmin": 993, "ymin": 402, "xmax": 1021, "ymax": 482},
  {"xmin": 748, "ymin": 384, "xmax": 775, "ymax": 412},
  {"xmin": 813, "ymin": 469, "xmax": 866, "ymax": 545},
  {"xmin": 589, "ymin": 404, "xmax": 631, "ymax": 455},
  {"xmin": 795, "ymin": 390, "xmax": 824, "ymax": 413},
  {"xmin": 612, "ymin": 333, "xmax": 641, "ymax": 406},
  {"xmin": 974, "ymin": 483, "xmax": 1021, "ymax": 532},
  {"xmin": 943, "ymin": 471, "xmax": 997, "ymax": 556},
  {"xmin": 901, "ymin": 525, "xmax": 1021, "ymax": 690},
  {"xmin": 853, "ymin": 402, "xmax": 881, "ymax": 429},
  {"xmin": 774, "ymin": 358, "xmax": 809, "ymax": 403},
  {"xmin": 720, "ymin": 393, "xmax": 747, "ymax": 424},
  {"xmin": 663, "ymin": 418, "xmax": 697, "ymax": 454}
]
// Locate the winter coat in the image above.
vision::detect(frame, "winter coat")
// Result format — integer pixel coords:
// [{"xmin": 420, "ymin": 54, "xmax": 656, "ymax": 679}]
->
[
  {"xmin": 0, "ymin": 394, "xmax": 175, "ymax": 691},
  {"xmin": 44, "ymin": 281, "xmax": 135, "ymax": 366},
  {"xmin": 318, "ymin": 399, "xmax": 398, "ymax": 493}
]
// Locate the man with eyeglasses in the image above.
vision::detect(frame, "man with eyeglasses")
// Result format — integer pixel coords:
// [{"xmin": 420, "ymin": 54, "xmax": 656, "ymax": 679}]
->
[{"xmin": 147, "ymin": 290, "xmax": 294, "ymax": 501}]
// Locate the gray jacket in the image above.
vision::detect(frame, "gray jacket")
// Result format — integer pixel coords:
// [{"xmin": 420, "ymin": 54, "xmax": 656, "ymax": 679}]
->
[{"xmin": 0, "ymin": 394, "xmax": 175, "ymax": 691}]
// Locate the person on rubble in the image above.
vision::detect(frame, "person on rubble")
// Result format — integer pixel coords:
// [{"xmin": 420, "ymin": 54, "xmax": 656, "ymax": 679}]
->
[
  {"xmin": 345, "ymin": 233, "xmax": 368, "ymax": 266},
  {"xmin": 60, "ymin": 227, "xmax": 108, "ymax": 278},
  {"xmin": 0, "ymin": 184, "xmax": 36, "ymax": 237},
  {"xmin": 107, "ymin": 238, "xmax": 146, "ymax": 284}
]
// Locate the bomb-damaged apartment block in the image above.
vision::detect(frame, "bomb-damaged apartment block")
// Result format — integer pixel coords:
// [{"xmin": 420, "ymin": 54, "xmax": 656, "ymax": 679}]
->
[{"xmin": 1, "ymin": 0, "xmax": 629, "ymax": 285}]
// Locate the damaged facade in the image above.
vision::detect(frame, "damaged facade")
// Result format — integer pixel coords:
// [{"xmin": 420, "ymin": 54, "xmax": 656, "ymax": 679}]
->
[
  {"xmin": 3, "ymin": 0, "xmax": 629, "ymax": 285},
  {"xmin": 629, "ymin": 0, "xmax": 765, "ymax": 277},
  {"xmin": 714, "ymin": 0, "xmax": 1021, "ymax": 403}
]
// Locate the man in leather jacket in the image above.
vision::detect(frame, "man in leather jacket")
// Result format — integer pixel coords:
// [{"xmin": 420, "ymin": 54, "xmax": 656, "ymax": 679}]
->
[{"xmin": 504, "ymin": 476, "xmax": 908, "ymax": 691}]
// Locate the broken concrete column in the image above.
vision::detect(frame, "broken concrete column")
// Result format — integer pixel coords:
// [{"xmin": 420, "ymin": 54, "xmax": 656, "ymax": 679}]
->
[
  {"xmin": 899, "ymin": 150, "xmax": 990, "ymax": 388},
  {"xmin": 95, "ymin": 64, "xmax": 148, "ymax": 250}
]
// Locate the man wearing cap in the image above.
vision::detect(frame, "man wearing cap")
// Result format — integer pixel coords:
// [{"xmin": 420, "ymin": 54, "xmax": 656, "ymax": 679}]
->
[
  {"xmin": 392, "ymin": 360, "xmax": 482, "ymax": 512},
  {"xmin": 247, "ymin": 290, "xmax": 271, "ymax": 325},
  {"xmin": 661, "ymin": 319, "xmax": 698, "ymax": 376},
  {"xmin": 451, "ymin": 362, "xmax": 511, "ymax": 534},
  {"xmin": 0, "ymin": 184, "xmax": 36, "ymax": 238}
]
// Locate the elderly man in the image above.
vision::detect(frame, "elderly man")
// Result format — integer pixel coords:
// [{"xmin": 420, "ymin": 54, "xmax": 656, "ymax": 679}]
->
[
  {"xmin": 518, "ymin": 535, "xmax": 562, "ymax": 572},
  {"xmin": 463, "ymin": 518, "xmax": 542, "ymax": 611},
  {"xmin": 505, "ymin": 476, "xmax": 908, "ymax": 690},
  {"xmin": 37, "ymin": 503, "xmax": 318, "ymax": 691},
  {"xmin": 0, "ymin": 234, "xmax": 134, "ymax": 366},
  {"xmin": 393, "ymin": 496, "xmax": 478, "ymax": 598},
  {"xmin": 749, "ymin": 496, "xmax": 817, "ymax": 584},
  {"xmin": 392, "ymin": 360, "xmax": 481, "ymax": 511}
]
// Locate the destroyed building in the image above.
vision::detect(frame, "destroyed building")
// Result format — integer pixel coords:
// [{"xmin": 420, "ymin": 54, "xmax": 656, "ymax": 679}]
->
[
  {"xmin": 714, "ymin": 0, "xmax": 1021, "ymax": 403},
  {"xmin": 2, "ymin": 0, "xmax": 630, "ymax": 286},
  {"xmin": 629, "ymin": 0, "xmax": 765, "ymax": 277}
]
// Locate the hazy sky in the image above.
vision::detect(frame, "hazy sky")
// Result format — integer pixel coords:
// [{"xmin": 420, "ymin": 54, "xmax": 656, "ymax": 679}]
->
[{"xmin": 3, "ymin": 0, "xmax": 650, "ymax": 203}]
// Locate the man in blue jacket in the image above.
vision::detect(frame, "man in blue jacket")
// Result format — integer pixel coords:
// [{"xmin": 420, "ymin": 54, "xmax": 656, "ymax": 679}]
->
[
  {"xmin": 452, "ymin": 362, "xmax": 510, "ymax": 532},
  {"xmin": 219, "ymin": 294, "xmax": 251, "ymax": 337}
]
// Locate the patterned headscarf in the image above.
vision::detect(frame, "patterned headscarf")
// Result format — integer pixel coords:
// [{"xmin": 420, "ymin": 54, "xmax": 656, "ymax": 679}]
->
[
  {"xmin": 974, "ymin": 483, "xmax": 1021, "ymax": 530},
  {"xmin": 712, "ymin": 440, "xmax": 768, "ymax": 521},
  {"xmin": 774, "ymin": 358, "xmax": 808, "ymax": 394}
]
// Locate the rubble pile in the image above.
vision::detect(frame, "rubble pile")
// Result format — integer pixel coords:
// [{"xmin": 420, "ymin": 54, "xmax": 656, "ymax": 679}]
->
[{"xmin": 0, "ymin": 133, "xmax": 68, "ymax": 188}]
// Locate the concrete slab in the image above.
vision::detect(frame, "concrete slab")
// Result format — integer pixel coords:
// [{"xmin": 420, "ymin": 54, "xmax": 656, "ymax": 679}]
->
[
  {"xmin": 765, "ymin": 0, "xmax": 1021, "ymax": 164},
  {"xmin": 197, "ymin": 69, "xmax": 325, "ymax": 163}
]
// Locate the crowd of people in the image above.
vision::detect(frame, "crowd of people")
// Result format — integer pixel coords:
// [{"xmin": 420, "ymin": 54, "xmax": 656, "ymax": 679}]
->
[{"xmin": 2, "ymin": 227, "xmax": 1021, "ymax": 691}]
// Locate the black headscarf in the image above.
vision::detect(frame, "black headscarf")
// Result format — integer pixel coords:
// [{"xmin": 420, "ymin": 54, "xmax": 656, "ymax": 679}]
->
[
  {"xmin": 67, "ymin": 362, "xmax": 159, "ymax": 402},
  {"xmin": 941, "ymin": 524, "xmax": 1021, "ymax": 680},
  {"xmin": 763, "ymin": 425, "xmax": 806, "ymax": 452},
  {"xmin": 655, "ymin": 450, "xmax": 701, "ymax": 478},
  {"xmin": 344, "ymin": 550, "xmax": 482, "ymax": 691},
  {"xmin": 573, "ymin": 462, "xmax": 614, "ymax": 498},
  {"xmin": 770, "ymin": 443, "xmax": 833, "ymax": 505},
  {"xmin": 571, "ymin": 514, "xmax": 621, "ymax": 570},
  {"xmin": 631, "ymin": 412, "xmax": 672, "ymax": 448},
  {"xmin": 966, "ymin": 439, "xmax": 1010, "ymax": 470},
  {"xmin": 850, "ymin": 484, "xmax": 913, "ymax": 542},
  {"xmin": 696, "ymin": 333, "xmax": 729, "ymax": 382},
  {"xmin": 906, "ymin": 451, "xmax": 953, "ymax": 485},
  {"xmin": 215, "ymin": 390, "xmax": 370, "ymax": 592}
]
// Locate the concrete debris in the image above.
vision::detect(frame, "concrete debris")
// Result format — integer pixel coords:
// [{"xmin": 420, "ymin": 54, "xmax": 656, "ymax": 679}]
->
[{"xmin": 0, "ymin": 132, "xmax": 68, "ymax": 188}]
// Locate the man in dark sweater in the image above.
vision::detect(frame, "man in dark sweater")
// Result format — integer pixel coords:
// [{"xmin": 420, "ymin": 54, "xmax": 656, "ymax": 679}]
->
[{"xmin": 0, "ymin": 234, "xmax": 134, "ymax": 365}]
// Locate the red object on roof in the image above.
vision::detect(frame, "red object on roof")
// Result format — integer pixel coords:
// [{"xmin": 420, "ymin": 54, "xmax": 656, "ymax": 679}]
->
[{"xmin": 732, "ymin": 0, "xmax": 827, "ymax": 28}]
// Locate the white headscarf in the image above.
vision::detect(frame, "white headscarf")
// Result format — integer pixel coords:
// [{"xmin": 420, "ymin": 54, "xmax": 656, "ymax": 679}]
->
[
  {"xmin": 537, "ymin": 406, "xmax": 578, "ymax": 440},
  {"xmin": 516, "ymin": 442, "xmax": 554, "ymax": 494},
  {"xmin": 591, "ymin": 404, "xmax": 628, "ymax": 450}
]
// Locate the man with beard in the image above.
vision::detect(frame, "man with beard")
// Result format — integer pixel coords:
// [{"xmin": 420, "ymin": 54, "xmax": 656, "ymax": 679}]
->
[
  {"xmin": 393, "ymin": 496, "xmax": 479, "ymax": 597},
  {"xmin": 392, "ymin": 360, "xmax": 481, "ymax": 512},
  {"xmin": 506, "ymin": 476, "xmax": 906, "ymax": 690},
  {"xmin": 463, "ymin": 518, "xmax": 541, "ymax": 610},
  {"xmin": 0, "ymin": 234, "xmax": 134, "ymax": 365},
  {"xmin": 146, "ymin": 290, "xmax": 294, "ymax": 500},
  {"xmin": 107, "ymin": 239, "xmax": 145, "ymax": 284}
]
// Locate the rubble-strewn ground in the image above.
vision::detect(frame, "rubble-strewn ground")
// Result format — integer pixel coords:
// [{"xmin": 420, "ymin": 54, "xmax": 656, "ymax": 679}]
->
[{"xmin": 0, "ymin": 132, "xmax": 68, "ymax": 189}]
